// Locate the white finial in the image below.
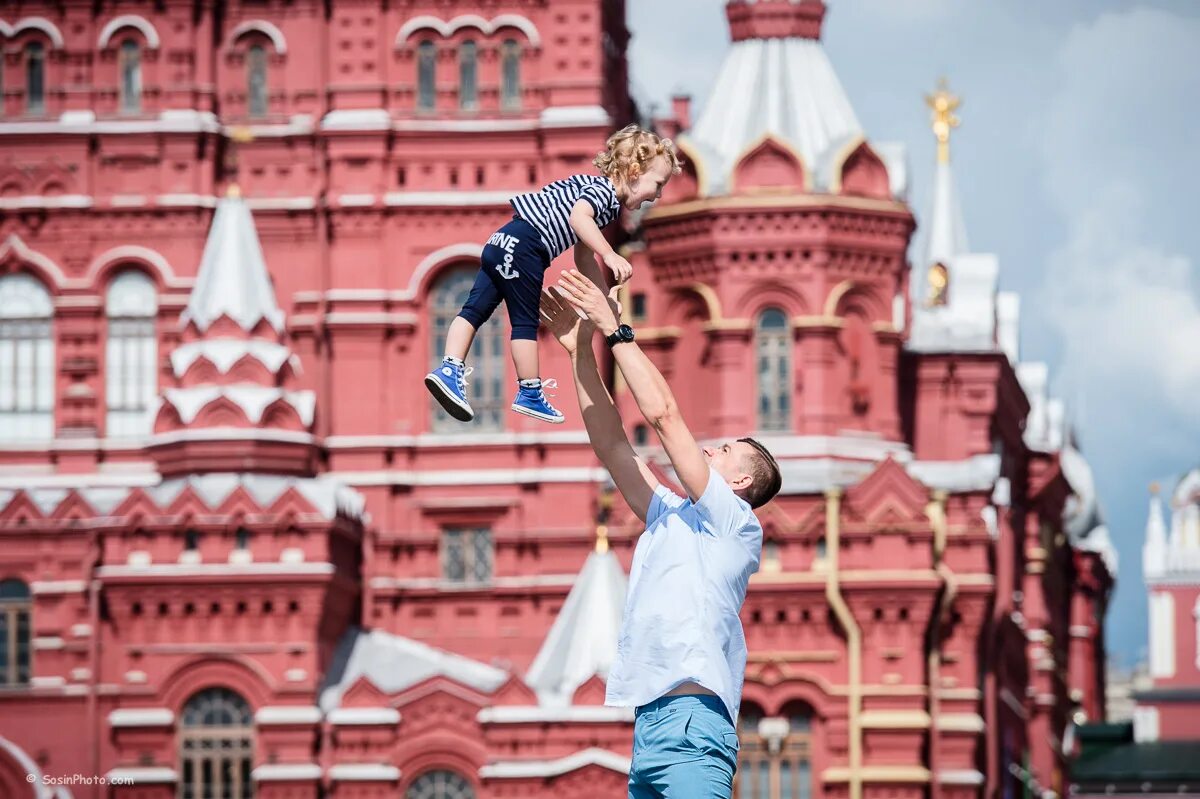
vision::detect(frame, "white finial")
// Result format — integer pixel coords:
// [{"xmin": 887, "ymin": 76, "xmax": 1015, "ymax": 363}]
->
[
  {"xmin": 181, "ymin": 196, "xmax": 285, "ymax": 333},
  {"xmin": 525, "ymin": 550, "xmax": 628, "ymax": 705},
  {"xmin": 1144, "ymin": 484, "xmax": 1168, "ymax": 581}
]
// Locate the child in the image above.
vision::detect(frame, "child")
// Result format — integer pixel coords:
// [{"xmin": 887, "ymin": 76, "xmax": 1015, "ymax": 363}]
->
[{"xmin": 425, "ymin": 123, "xmax": 681, "ymax": 424}]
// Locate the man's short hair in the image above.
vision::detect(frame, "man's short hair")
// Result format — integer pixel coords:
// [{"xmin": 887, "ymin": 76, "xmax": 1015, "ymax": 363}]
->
[{"xmin": 737, "ymin": 437, "xmax": 782, "ymax": 509}]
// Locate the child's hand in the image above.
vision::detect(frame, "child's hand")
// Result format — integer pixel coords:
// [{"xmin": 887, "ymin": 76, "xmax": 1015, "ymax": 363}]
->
[{"xmin": 603, "ymin": 252, "xmax": 634, "ymax": 285}]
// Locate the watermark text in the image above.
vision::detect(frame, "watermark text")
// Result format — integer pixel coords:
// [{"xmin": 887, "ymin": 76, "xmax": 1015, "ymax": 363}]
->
[{"xmin": 27, "ymin": 773, "xmax": 134, "ymax": 787}]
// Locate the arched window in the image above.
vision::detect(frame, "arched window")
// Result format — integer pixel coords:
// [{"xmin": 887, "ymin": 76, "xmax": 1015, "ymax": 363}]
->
[
  {"xmin": 180, "ymin": 687, "xmax": 253, "ymax": 799},
  {"xmin": 417, "ymin": 40, "xmax": 436, "ymax": 112},
  {"xmin": 0, "ymin": 579, "xmax": 31, "ymax": 687},
  {"xmin": 501, "ymin": 39, "xmax": 521, "ymax": 110},
  {"xmin": 25, "ymin": 43, "xmax": 45, "ymax": 115},
  {"xmin": 734, "ymin": 704, "xmax": 813, "ymax": 799},
  {"xmin": 119, "ymin": 39, "xmax": 141, "ymax": 114},
  {"xmin": 755, "ymin": 309, "xmax": 791, "ymax": 432},
  {"xmin": 105, "ymin": 270, "xmax": 158, "ymax": 438},
  {"xmin": 778, "ymin": 710, "xmax": 813, "ymax": 799},
  {"xmin": 458, "ymin": 40, "xmax": 477, "ymax": 110},
  {"xmin": 0, "ymin": 274, "xmax": 54, "ymax": 442},
  {"xmin": 406, "ymin": 770, "xmax": 475, "ymax": 799},
  {"xmin": 247, "ymin": 44, "xmax": 268, "ymax": 118},
  {"xmin": 429, "ymin": 268, "xmax": 505, "ymax": 432}
]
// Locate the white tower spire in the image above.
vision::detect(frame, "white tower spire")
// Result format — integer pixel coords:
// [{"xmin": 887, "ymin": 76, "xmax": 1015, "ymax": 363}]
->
[{"xmin": 1143, "ymin": 483, "xmax": 1168, "ymax": 581}]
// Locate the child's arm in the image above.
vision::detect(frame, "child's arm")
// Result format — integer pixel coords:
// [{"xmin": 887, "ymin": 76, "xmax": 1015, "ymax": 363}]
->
[
  {"xmin": 569, "ymin": 200, "xmax": 632, "ymax": 283},
  {"xmin": 573, "ymin": 242, "xmax": 610, "ymax": 294}
]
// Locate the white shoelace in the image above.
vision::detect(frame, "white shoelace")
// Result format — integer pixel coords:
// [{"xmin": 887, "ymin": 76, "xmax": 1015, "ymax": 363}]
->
[
  {"xmin": 456, "ymin": 365, "xmax": 474, "ymax": 395},
  {"xmin": 522, "ymin": 378, "xmax": 559, "ymax": 409}
]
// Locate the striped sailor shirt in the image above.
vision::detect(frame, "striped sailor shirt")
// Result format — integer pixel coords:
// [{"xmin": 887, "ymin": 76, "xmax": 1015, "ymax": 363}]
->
[{"xmin": 509, "ymin": 174, "xmax": 622, "ymax": 259}]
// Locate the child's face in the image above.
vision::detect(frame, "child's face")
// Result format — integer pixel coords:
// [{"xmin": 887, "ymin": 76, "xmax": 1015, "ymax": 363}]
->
[{"xmin": 622, "ymin": 156, "xmax": 674, "ymax": 211}]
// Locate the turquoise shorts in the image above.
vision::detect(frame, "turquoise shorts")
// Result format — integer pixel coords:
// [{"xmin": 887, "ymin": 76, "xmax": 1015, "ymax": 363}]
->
[{"xmin": 628, "ymin": 694, "xmax": 740, "ymax": 799}]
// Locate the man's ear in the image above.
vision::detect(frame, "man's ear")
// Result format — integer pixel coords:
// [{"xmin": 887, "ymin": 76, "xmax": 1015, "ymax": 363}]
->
[{"xmin": 731, "ymin": 472, "xmax": 754, "ymax": 493}]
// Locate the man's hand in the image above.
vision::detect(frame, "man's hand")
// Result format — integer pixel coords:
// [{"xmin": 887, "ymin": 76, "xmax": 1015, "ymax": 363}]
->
[
  {"xmin": 556, "ymin": 270, "xmax": 621, "ymax": 335},
  {"xmin": 603, "ymin": 251, "xmax": 634, "ymax": 285},
  {"xmin": 540, "ymin": 288, "xmax": 593, "ymax": 354}
]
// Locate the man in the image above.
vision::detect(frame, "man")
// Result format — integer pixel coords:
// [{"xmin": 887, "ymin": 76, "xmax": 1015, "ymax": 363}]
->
[{"xmin": 541, "ymin": 268, "xmax": 783, "ymax": 799}]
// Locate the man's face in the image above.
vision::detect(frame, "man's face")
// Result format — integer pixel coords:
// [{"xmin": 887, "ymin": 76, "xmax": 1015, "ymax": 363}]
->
[{"xmin": 702, "ymin": 440, "xmax": 756, "ymax": 494}]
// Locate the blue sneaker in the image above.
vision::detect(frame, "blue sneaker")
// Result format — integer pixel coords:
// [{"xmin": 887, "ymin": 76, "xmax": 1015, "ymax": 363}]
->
[
  {"xmin": 511, "ymin": 379, "xmax": 565, "ymax": 424},
  {"xmin": 425, "ymin": 360, "xmax": 475, "ymax": 422}
]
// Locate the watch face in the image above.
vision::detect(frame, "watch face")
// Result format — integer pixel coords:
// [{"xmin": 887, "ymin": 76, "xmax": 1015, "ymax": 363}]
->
[{"xmin": 619, "ymin": 324, "xmax": 635, "ymax": 341}]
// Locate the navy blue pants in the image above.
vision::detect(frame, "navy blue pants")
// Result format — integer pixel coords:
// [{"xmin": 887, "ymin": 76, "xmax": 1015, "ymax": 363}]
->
[{"xmin": 458, "ymin": 216, "xmax": 551, "ymax": 341}]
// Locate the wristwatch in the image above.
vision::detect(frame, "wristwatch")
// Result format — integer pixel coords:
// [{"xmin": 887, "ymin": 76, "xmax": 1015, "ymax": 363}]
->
[{"xmin": 605, "ymin": 324, "xmax": 636, "ymax": 349}]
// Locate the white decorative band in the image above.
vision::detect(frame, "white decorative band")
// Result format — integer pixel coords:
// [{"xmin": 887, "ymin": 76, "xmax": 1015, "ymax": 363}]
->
[
  {"xmin": 328, "ymin": 764, "xmax": 402, "ymax": 781},
  {"xmin": 938, "ymin": 770, "xmax": 985, "ymax": 785},
  {"xmin": 328, "ymin": 708, "xmax": 401, "ymax": 726},
  {"xmin": 478, "ymin": 706, "xmax": 633, "ymax": 724},
  {"xmin": 31, "ymin": 580, "xmax": 87, "ymax": 594},
  {"xmin": 109, "ymin": 708, "xmax": 175, "ymax": 728},
  {"xmin": 255, "ymin": 706, "xmax": 323, "ymax": 725},
  {"xmin": 935, "ymin": 713, "xmax": 986, "ymax": 733},
  {"xmin": 252, "ymin": 764, "xmax": 323, "ymax": 782},
  {"xmin": 479, "ymin": 748, "xmax": 631, "ymax": 779},
  {"xmin": 106, "ymin": 767, "xmax": 177, "ymax": 784}
]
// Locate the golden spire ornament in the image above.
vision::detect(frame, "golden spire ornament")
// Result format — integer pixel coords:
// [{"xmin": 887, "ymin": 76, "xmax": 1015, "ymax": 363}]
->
[{"xmin": 925, "ymin": 78, "xmax": 961, "ymax": 165}]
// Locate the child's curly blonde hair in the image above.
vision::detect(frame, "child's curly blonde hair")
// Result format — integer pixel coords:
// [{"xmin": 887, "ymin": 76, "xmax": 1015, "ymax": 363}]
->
[{"xmin": 593, "ymin": 124, "xmax": 682, "ymax": 188}]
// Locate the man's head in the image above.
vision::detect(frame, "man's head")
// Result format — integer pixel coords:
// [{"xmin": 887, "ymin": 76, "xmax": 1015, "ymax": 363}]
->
[{"xmin": 703, "ymin": 437, "xmax": 783, "ymax": 509}]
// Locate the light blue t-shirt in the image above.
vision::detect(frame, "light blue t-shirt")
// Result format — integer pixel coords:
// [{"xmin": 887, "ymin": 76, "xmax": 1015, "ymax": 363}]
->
[{"xmin": 605, "ymin": 467, "xmax": 763, "ymax": 723}]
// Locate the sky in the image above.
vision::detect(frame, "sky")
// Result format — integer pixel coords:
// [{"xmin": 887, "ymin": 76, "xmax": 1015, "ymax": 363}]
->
[{"xmin": 626, "ymin": 0, "xmax": 1200, "ymax": 668}]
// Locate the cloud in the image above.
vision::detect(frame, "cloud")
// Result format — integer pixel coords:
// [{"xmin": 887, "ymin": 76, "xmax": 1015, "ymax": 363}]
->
[
  {"xmin": 1035, "ymin": 7, "xmax": 1200, "ymax": 428},
  {"xmin": 626, "ymin": 0, "xmax": 729, "ymax": 114},
  {"xmin": 1044, "ymin": 187, "xmax": 1200, "ymax": 426}
]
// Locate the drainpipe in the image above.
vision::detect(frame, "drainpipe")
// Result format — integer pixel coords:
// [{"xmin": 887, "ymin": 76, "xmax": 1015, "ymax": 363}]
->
[
  {"xmin": 984, "ymin": 505, "xmax": 1012, "ymax": 799},
  {"xmin": 926, "ymin": 491, "xmax": 955, "ymax": 799},
  {"xmin": 824, "ymin": 489, "xmax": 861, "ymax": 799}
]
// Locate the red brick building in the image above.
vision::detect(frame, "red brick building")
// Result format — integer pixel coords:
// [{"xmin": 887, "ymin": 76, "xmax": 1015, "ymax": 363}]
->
[{"xmin": 0, "ymin": 2, "xmax": 1113, "ymax": 798}]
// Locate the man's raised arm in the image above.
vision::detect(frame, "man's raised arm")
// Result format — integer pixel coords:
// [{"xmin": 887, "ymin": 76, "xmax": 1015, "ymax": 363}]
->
[
  {"xmin": 540, "ymin": 286, "xmax": 659, "ymax": 521},
  {"xmin": 554, "ymin": 271, "xmax": 710, "ymax": 503}
]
